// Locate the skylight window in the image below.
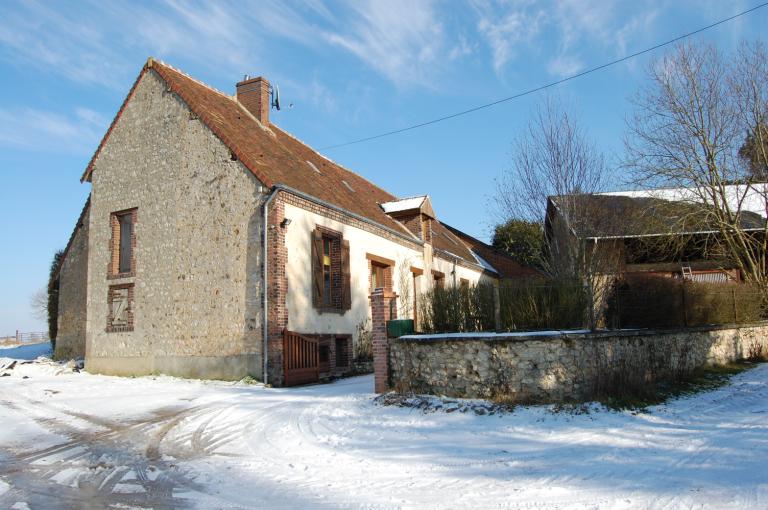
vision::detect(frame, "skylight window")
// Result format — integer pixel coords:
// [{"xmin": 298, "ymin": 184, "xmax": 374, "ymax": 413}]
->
[{"xmin": 342, "ymin": 180, "xmax": 355, "ymax": 192}]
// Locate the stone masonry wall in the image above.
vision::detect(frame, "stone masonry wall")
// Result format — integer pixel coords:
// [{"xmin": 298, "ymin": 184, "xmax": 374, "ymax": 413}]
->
[
  {"xmin": 85, "ymin": 69, "xmax": 266, "ymax": 380},
  {"xmin": 388, "ymin": 325, "xmax": 768, "ymax": 402},
  {"xmin": 55, "ymin": 203, "xmax": 90, "ymax": 360}
]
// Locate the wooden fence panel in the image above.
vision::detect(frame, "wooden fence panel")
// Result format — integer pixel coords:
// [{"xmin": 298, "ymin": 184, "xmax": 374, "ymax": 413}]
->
[{"xmin": 283, "ymin": 330, "xmax": 319, "ymax": 386}]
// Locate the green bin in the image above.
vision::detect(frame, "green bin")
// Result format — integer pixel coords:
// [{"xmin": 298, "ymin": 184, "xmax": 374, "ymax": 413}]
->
[{"xmin": 387, "ymin": 319, "xmax": 414, "ymax": 338}]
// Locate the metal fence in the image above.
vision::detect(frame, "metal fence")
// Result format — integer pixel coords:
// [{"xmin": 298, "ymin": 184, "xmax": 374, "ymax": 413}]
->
[
  {"xmin": 607, "ymin": 284, "xmax": 764, "ymax": 330},
  {"xmin": 0, "ymin": 331, "xmax": 50, "ymax": 345}
]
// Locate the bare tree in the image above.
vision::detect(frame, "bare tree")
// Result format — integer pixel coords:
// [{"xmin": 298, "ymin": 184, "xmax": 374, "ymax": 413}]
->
[
  {"xmin": 625, "ymin": 41, "xmax": 768, "ymax": 291},
  {"xmin": 493, "ymin": 98, "xmax": 619, "ymax": 328},
  {"xmin": 30, "ymin": 287, "xmax": 48, "ymax": 323},
  {"xmin": 495, "ymin": 98, "xmax": 607, "ymax": 228}
]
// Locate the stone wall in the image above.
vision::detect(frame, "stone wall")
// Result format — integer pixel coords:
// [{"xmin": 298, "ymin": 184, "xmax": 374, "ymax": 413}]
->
[
  {"xmin": 55, "ymin": 202, "xmax": 90, "ymax": 360},
  {"xmin": 387, "ymin": 325, "xmax": 768, "ymax": 402},
  {"xmin": 85, "ymin": 69, "xmax": 266, "ymax": 380}
]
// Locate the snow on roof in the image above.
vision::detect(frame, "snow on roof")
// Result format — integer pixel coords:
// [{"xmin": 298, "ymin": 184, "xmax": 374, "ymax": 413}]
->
[
  {"xmin": 380, "ymin": 196, "xmax": 427, "ymax": 214},
  {"xmin": 600, "ymin": 183, "xmax": 768, "ymax": 218}
]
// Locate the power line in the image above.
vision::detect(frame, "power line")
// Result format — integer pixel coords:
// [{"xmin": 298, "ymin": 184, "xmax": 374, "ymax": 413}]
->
[{"xmin": 320, "ymin": 2, "xmax": 768, "ymax": 151}]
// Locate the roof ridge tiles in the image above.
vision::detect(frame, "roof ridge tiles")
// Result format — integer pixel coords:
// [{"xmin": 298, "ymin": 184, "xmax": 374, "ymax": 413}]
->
[{"xmin": 148, "ymin": 57, "xmax": 233, "ymax": 101}]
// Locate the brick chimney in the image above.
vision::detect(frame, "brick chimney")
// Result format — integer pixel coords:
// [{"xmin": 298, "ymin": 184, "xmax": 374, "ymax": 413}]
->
[{"xmin": 236, "ymin": 76, "xmax": 270, "ymax": 124}]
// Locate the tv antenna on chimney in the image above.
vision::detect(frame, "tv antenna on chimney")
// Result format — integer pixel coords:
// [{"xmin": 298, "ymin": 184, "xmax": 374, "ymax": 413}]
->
[{"xmin": 270, "ymin": 84, "xmax": 281, "ymax": 111}]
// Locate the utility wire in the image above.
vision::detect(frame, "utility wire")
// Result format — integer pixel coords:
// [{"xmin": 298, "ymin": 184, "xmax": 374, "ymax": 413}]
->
[{"xmin": 320, "ymin": 2, "xmax": 768, "ymax": 151}]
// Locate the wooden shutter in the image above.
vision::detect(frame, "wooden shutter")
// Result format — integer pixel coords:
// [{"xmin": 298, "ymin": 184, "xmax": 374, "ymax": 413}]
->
[
  {"xmin": 312, "ymin": 229, "xmax": 324, "ymax": 308},
  {"xmin": 341, "ymin": 239, "xmax": 351, "ymax": 310}
]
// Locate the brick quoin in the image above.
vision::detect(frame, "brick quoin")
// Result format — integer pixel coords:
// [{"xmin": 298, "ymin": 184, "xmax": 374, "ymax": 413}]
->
[
  {"xmin": 267, "ymin": 197, "xmax": 288, "ymax": 385},
  {"xmin": 370, "ymin": 288, "xmax": 397, "ymax": 394}
]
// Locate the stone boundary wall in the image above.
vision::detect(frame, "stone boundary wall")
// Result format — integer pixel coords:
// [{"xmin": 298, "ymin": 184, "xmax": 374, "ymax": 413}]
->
[{"xmin": 385, "ymin": 325, "xmax": 768, "ymax": 403}]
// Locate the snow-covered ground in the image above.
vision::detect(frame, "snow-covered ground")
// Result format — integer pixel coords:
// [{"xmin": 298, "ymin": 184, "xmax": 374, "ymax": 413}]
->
[{"xmin": 1, "ymin": 346, "xmax": 767, "ymax": 509}]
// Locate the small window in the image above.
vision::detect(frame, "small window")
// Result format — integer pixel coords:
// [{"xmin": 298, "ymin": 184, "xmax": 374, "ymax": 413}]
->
[
  {"xmin": 335, "ymin": 337, "xmax": 349, "ymax": 368},
  {"xmin": 460, "ymin": 278, "xmax": 470, "ymax": 290},
  {"xmin": 110, "ymin": 208, "xmax": 136, "ymax": 276},
  {"xmin": 433, "ymin": 271, "xmax": 445, "ymax": 289},
  {"xmin": 370, "ymin": 262, "xmax": 387, "ymax": 292},
  {"xmin": 319, "ymin": 344, "xmax": 330, "ymax": 364},
  {"xmin": 367, "ymin": 254, "xmax": 394, "ymax": 293},
  {"xmin": 118, "ymin": 213, "xmax": 133, "ymax": 273},
  {"xmin": 107, "ymin": 284, "xmax": 134, "ymax": 332}
]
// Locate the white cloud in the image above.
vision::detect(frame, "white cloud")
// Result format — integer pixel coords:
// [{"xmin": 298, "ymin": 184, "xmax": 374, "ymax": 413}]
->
[
  {"xmin": 470, "ymin": 0, "xmax": 660, "ymax": 77},
  {"xmin": 473, "ymin": 1, "xmax": 546, "ymax": 73},
  {"xmin": 0, "ymin": 107, "xmax": 107, "ymax": 154},
  {"xmin": 322, "ymin": 0, "xmax": 445, "ymax": 86},
  {"xmin": 449, "ymin": 35, "xmax": 476, "ymax": 61},
  {"xmin": 0, "ymin": 1, "xmax": 128, "ymax": 89},
  {"xmin": 547, "ymin": 54, "xmax": 583, "ymax": 77}
]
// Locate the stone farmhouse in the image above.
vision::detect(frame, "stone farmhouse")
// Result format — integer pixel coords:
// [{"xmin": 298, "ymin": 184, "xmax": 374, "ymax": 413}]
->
[{"xmin": 51, "ymin": 58, "xmax": 535, "ymax": 386}]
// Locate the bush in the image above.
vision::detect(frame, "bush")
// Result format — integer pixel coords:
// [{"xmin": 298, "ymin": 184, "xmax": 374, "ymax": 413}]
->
[
  {"xmin": 606, "ymin": 275, "xmax": 765, "ymax": 328},
  {"xmin": 419, "ymin": 283, "xmax": 496, "ymax": 334},
  {"xmin": 47, "ymin": 249, "xmax": 65, "ymax": 350},
  {"xmin": 498, "ymin": 279, "xmax": 588, "ymax": 331},
  {"xmin": 418, "ymin": 279, "xmax": 588, "ymax": 334}
]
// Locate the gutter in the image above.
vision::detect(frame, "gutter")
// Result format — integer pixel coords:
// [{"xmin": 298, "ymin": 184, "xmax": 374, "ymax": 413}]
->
[
  {"xmin": 262, "ymin": 187, "xmax": 279, "ymax": 385},
  {"xmin": 584, "ymin": 226, "xmax": 766, "ymax": 241}
]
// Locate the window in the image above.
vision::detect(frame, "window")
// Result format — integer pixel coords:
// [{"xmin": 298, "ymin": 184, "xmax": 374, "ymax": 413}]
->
[
  {"xmin": 322, "ymin": 237, "xmax": 332, "ymax": 307},
  {"xmin": 460, "ymin": 278, "xmax": 470, "ymax": 290},
  {"xmin": 319, "ymin": 343, "xmax": 330, "ymax": 364},
  {"xmin": 367, "ymin": 254, "xmax": 394, "ymax": 293},
  {"xmin": 107, "ymin": 284, "xmax": 134, "ymax": 332},
  {"xmin": 110, "ymin": 208, "xmax": 137, "ymax": 276},
  {"xmin": 370, "ymin": 262, "xmax": 386, "ymax": 291},
  {"xmin": 312, "ymin": 226, "xmax": 350, "ymax": 311},
  {"xmin": 335, "ymin": 337, "xmax": 350, "ymax": 368},
  {"xmin": 433, "ymin": 270, "xmax": 445, "ymax": 289}
]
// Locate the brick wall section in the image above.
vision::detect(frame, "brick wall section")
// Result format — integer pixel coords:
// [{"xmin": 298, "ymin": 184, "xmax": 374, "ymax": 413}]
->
[
  {"xmin": 371, "ymin": 288, "xmax": 398, "ymax": 393},
  {"xmin": 267, "ymin": 198, "xmax": 288, "ymax": 385},
  {"xmin": 281, "ymin": 192, "xmax": 422, "ymax": 251},
  {"xmin": 389, "ymin": 324, "xmax": 768, "ymax": 403},
  {"xmin": 235, "ymin": 76, "xmax": 270, "ymax": 124},
  {"xmin": 396, "ymin": 213, "xmax": 423, "ymax": 240}
]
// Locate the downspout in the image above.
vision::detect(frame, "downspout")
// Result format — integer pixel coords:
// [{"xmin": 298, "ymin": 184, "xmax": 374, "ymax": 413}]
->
[{"xmin": 262, "ymin": 187, "xmax": 279, "ymax": 385}]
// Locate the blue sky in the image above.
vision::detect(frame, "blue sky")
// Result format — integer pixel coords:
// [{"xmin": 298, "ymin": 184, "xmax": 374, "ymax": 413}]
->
[{"xmin": 0, "ymin": 0, "xmax": 765, "ymax": 334}]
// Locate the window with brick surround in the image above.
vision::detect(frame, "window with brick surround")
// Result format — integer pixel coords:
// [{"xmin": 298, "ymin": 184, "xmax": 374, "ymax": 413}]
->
[
  {"xmin": 312, "ymin": 226, "xmax": 350, "ymax": 311},
  {"xmin": 107, "ymin": 284, "xmax": 134, "ymax": 332},
  {"xmin": 367, "ymin": 253, "xmax": 394, "ymax": 293},
  {"xmin": 335, "ymin": 337, "xmax": 350, "ymax": 368},
  {"xmin": 432, "ymin": 270, "xmax": 445, "ymax": 289},
  {"xmin": 110, "ymin": 208, "xmax": 137, "ymax": 277}
]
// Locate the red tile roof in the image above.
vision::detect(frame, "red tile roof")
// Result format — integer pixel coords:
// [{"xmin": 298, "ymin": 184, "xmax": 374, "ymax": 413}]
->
[{"xmin": 82, "ymin": 58, "xmax": 525, "ymax": 272}]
